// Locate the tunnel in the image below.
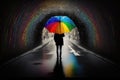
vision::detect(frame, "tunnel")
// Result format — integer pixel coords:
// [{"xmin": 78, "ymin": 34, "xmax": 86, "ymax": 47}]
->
[{"xmin": 0, "ymin": 0, "xmax": 120, "ymax": 78}]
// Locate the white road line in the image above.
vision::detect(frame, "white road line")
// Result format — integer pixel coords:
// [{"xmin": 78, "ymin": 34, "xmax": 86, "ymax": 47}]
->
[
  {"xmin": 68, "ymin": 45, "xmax": 80, "ymax": 56},
  {"xmin": 69, "ymin": 40, "xmax": 115, "ymax": 65}
]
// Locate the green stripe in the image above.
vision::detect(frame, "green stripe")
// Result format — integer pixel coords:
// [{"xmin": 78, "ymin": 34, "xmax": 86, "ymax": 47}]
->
[{"xmin": 63, "ymin": 22, "xmax": 76, "ymax": 31}]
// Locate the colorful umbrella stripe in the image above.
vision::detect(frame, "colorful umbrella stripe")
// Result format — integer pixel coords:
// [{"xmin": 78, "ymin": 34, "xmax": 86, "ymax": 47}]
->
[{"xmin": 45, "ymin": 16, "xmax": 76, "ymax": 34}]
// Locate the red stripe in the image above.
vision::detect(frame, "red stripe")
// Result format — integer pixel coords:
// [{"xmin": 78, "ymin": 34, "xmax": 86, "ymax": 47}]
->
[{"xmin": 45, "ymin": 22, "xmax": 59, "ymax": 32}]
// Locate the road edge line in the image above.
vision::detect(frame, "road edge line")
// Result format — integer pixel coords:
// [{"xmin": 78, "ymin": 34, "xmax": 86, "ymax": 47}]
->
[{"xmin": 69, "ymin": 40, "xmax": 116, "ymax": 65}]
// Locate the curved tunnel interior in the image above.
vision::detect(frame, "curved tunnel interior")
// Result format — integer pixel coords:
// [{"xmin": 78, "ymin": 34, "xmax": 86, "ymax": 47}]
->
[{"xmin": 0, "ymin": 0, "xmax": 119, "ymax": 66}]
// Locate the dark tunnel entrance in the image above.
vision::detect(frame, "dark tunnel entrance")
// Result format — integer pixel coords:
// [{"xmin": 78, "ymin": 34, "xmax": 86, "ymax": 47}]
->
[{"xmin": 33, "ymin": 13, "xmax": 89, "ymax": 49}]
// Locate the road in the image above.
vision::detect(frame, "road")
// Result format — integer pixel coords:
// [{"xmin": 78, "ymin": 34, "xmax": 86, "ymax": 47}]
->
[{"xmin": 0, "ymin": 39, "xmax": 120, "ymax": 78}]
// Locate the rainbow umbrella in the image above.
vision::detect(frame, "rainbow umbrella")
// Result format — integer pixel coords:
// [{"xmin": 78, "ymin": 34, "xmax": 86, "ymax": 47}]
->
[{"xmin": 45, "ymin": 16, "xmax": 76, "ymax": 34}]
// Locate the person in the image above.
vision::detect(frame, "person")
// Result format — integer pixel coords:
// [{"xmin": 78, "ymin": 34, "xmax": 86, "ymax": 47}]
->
[{"xmin": 54, "ymin": 33, "xmax": 64, "ymax": 58}]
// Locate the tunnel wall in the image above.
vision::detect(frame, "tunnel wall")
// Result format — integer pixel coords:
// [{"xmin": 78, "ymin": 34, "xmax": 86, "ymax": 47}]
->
[{"xmin": 0, "ymin": 0, "xmax": 119, "ymax": 64}]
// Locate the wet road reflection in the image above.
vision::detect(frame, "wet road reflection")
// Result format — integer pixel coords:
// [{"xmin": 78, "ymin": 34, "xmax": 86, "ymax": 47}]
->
[
  {"xmin": 63, "ymin": 53, "xmax": 83, "ymax": 77},
  {"xmin": 53, "ymin": 58, "xmax": 65, "ymax": 78},
  {"xmin": 0, "ymin": 38, "xmax": 119, "ymax": 78}
]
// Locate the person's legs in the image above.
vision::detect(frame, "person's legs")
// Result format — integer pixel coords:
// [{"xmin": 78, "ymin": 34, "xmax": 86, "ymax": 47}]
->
[
  {"xmin": 56, "ymin": 45, "xmax": 59, "ymax": 58},
  {"xmin": 60, "ymin": 45, "xmax": 62, "ymax": 58}
]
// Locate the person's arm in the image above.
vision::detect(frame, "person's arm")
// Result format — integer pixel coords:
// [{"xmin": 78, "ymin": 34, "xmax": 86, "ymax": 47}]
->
[{"xmin": 62, "ymin": 34, "xmax": 65, "ymax": 37}]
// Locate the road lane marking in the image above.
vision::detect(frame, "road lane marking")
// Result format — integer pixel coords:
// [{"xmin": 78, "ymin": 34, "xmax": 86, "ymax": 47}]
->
[
  {"xmin": 69, "ymin": 40, "xmax": 115, "ymax": 65},
  {"xmin": 68, "ymin": 45, "xmax": 80, "ymax": 56}
]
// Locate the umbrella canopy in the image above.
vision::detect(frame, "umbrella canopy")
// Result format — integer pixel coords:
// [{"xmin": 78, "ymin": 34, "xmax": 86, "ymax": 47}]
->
[{"xmin": 45, "ymin": 16, "xmax": 76, "ymax": 34}]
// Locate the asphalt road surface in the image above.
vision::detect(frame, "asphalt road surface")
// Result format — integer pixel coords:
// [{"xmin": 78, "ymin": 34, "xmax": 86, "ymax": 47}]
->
[{"xmin": 0, "ymin": 39, "xmax": 120, "ymax": 78}]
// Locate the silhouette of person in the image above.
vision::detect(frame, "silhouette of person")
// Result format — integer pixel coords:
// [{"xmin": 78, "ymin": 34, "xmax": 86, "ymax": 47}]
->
[{"xmin": 54, "ymin": 33, "xmax": 64, "ymax": 58}]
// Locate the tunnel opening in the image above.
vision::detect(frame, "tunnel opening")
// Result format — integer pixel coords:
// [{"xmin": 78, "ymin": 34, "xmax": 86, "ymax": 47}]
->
[
  {"xmin": 33, "ymin": 12, "xmax": 89, "ymax": 49},
  {"xmin": 41, "ymin": 15, "xmax": 80, "ymax": 45}
]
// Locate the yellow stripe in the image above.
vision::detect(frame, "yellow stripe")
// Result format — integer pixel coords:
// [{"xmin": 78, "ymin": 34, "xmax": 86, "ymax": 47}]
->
[{"xmin": 61, "ymin": 22, "xmax": 70, "ymax": 33}]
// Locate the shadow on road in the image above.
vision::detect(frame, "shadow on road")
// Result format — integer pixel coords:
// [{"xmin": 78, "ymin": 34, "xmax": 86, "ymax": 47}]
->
[{"xmin": 53, "ymin": 58, "xmax": 65, "ymax": 78}]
